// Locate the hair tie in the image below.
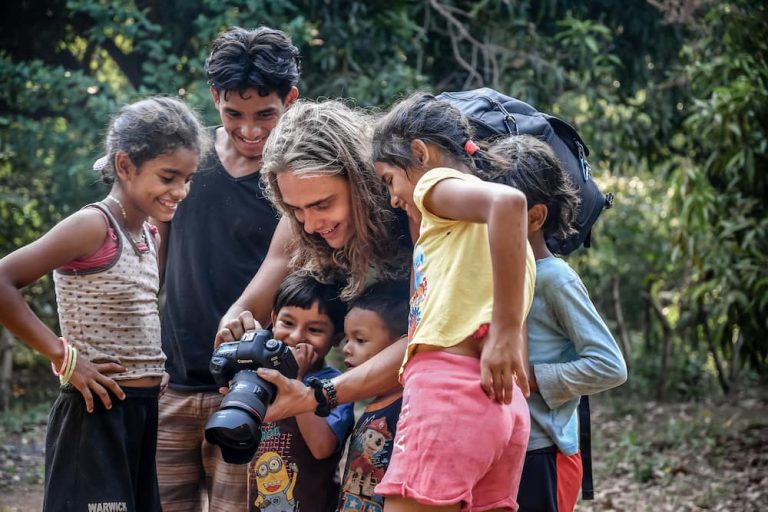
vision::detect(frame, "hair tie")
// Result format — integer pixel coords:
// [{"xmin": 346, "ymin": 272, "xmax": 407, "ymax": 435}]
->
[
  {"xmin": 464, "ymin": 139, "xmax": 479, "ymax": 156},
  {"xmin": 93, "ymin": 156, "xmax": 108, "ymax": 172}
]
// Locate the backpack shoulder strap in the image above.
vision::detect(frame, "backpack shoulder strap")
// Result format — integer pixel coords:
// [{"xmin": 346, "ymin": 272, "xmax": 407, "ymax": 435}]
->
[{"xmin": 579, "ymin": 396, "xmax": 594, "ymax": 500}]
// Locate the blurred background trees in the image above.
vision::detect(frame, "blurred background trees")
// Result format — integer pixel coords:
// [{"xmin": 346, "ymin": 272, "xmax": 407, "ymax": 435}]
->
[{"xmin": 1, "ymin": 0, "xmax": 766, "ymax": 409}]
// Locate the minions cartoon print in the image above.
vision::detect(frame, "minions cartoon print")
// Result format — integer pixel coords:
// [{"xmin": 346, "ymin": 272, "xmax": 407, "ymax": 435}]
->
[{"xmin": 251, "ymin": 451, "xmax": 298, "ymax": 512}]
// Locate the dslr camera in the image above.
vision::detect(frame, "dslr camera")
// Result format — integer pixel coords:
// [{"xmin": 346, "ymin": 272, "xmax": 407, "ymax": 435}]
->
[{"xmin": 204, "ymin": 329, "xmax": 299, "ymax": 464}]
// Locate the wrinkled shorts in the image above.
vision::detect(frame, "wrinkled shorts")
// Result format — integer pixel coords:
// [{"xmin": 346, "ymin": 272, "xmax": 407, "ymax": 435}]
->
[{"xmin": 376, "ymin": 350, "xmax": 530, "ymax": 512}]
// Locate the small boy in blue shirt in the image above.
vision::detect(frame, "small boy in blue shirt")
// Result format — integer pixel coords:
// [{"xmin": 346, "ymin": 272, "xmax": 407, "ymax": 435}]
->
[
  {"xmin": 248, "ymin": 273, "xmax": 354, "ymax": 512},
  {"xmin": 336, "ymin": 280, "xmax": 410, "ymax": 512},
  {"xmin": 494, "ymin": 135, "xmax": 628, "ymax": 512}
]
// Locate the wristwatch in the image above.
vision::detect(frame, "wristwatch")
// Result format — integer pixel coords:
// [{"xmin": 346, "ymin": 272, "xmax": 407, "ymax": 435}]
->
[{"xmin": 306, "ymin": 377, "xmax": 337, "ymax": 417}]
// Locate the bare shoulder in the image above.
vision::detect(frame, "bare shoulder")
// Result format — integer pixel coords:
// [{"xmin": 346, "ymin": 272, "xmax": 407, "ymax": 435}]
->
[
  {"xmin": 0, "ymin": 206, "xmax": 111, "ymax": 285},
  {"xmin": 62, "ymin": 207, "xmax": 110, "ymax": 236},
  {"xmin": 45, "ymin": 207, "xmax": 111, "ymax": 260}
]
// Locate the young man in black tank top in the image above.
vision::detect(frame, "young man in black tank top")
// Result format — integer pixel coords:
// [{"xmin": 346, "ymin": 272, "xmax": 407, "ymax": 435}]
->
[{"xmin": 154, "ymin": 26, "xmax": 299, "ymax": 512}]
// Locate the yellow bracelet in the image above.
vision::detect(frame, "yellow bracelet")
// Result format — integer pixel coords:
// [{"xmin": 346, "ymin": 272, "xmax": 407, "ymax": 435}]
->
[{"xmin": 60, "ymin": 345, "xmax": 78, "ymax": 385}]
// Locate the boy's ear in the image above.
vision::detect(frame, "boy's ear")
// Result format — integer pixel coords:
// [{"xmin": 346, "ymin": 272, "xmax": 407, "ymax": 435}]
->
[
  {"xmin": 210, "ymin": 87, "xmax": 220, "ymax": 106},
  {"xmin": 270, "ymin": 311, "xmax": 277, "ymax": 329},
  {"xmin": 528, "ymin": 204, "xmax": 548, "ymax": 232},
  {"xmin": 284, "ymin": 86, "xmax": 299, "ymax": 108}
]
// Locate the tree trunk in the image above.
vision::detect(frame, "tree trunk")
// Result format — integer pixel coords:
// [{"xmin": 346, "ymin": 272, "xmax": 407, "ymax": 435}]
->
[
  {"xmin": 644, "ymin": 282, "xmax": 653, "ymax": 354},
  {"xmin": 697, "ymin": 299, "xmax": 730, "ymax": 394},
  {"xmin": 643, "ymin": 291, "xmax": 672, "ymax": 400},
  {"xmin": 611, "ymin": 276, "xmax": 632, "ymax": 371},
  {"xmin": 730, "ymin": 329, "xmax": 744, "ymax": 384}
]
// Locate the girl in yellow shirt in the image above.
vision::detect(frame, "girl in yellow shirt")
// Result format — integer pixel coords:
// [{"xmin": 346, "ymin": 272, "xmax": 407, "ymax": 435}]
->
[{"xmin": 371, "ymin": 92, "xmax": 535, "ymax": 512}]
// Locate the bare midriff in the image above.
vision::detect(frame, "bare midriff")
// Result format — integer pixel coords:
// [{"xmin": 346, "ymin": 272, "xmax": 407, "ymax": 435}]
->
[
  {"xmin": 412, "ymin": 334, "xmax": 481, "ymax": 358},
  {"xmin": 118, "ymin": 376, "xmax": 163, "ymax": 388}
]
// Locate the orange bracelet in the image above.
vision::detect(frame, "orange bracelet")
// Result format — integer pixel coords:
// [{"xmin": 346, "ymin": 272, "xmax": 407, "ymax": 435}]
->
[{"xmin": 51, "ymin": 337, "xmax": 69, "ymax": 376}]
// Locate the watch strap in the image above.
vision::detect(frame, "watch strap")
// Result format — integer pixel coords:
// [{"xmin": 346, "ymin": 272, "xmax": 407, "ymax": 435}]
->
[{"xmin": 306, "ymin": 376, "xmax": 331, "ymax": 417}]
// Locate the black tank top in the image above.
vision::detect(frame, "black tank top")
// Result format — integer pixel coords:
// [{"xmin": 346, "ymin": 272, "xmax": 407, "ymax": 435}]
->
[{"xmin": 161, "ymin": 127, "xmax": 280, "ymax": 389}]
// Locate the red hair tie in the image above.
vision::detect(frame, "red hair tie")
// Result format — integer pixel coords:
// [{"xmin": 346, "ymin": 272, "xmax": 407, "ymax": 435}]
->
[{"xmin": 464, "ymin": 139, "xmax": 479, "ymax": 156}]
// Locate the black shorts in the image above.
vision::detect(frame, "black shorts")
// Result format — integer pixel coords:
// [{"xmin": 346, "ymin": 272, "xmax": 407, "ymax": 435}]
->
[
  {"xmin": 517, "ymin": 446, "xmax": 583, "ymax": 512},
  {"xmin": 43, "ymin": 385, "xmax": 161, "ymax": 512}
]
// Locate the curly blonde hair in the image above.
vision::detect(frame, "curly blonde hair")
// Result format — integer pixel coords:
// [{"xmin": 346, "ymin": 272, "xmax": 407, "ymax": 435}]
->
[{"xmin": 261, "ymin": 99, "xmax": 410, "ymax": 300}]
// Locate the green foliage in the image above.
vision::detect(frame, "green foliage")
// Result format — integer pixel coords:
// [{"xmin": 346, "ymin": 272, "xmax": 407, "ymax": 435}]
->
[
  {"xmin": 668, "ymin": 1, "xmax": 768, "ymax": 377},
  {"xmin": 0, "ymin": 0, "xmax": 766, "ymax": 408}
]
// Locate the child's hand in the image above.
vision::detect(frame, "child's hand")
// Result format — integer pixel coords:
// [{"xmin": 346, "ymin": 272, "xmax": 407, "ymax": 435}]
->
[
  {"xmin": 290, "ymin": 343, "xmax": 319, "ymax": 380},
  {"xmin": 480, "ymin": 324, "xmax": 530, "ymax": 403},
  {"xmin": 68, "ymin": 355, "xmax": 126, "ymax": 413}
]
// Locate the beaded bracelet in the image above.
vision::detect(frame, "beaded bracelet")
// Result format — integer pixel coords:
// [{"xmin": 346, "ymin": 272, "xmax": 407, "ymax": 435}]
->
[{"xmin": 50, "ymin": 337, "xmax": 69, "ymax": 376}]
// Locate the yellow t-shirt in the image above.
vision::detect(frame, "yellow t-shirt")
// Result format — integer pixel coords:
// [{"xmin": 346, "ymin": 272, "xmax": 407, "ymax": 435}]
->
[{"xmin": 404, "ymin": 167, "xmax": 536, "ymax": 369}]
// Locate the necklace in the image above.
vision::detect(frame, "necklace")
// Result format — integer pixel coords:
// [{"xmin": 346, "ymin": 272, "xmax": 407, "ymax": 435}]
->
[
  {"xmin": 105, "ymin": 195, "xmax": 146, "ymax": 245},
  {"xmin": 106, "ymin": 195, "xmax": 127, "ymax": 221}
]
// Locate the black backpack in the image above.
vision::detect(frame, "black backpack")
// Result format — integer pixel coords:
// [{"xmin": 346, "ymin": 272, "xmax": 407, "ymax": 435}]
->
[{"xmin": 436, "ymin": 87, "xmax": 614, "ymax": 255}]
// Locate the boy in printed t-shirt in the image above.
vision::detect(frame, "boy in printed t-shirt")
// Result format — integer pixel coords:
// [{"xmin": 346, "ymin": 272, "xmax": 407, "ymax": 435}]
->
[
  {"xmin": 337, "ymin": 280, "xmax": 410, "ymax": 512},
  {"xmin": 248, "ymin": 273, "xmax": 354, "ymax": 512}
]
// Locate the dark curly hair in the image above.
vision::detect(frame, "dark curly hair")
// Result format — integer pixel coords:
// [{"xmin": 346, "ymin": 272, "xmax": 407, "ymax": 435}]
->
[{"xmin": 205, "ymin": 26, "xmax": 300, "ymax": 101}]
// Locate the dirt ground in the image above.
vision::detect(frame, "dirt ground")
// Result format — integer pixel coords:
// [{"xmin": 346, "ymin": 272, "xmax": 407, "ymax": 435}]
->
[{"xmin": 1, "ymin": 386, "xmax": 766, "ymax": 512}]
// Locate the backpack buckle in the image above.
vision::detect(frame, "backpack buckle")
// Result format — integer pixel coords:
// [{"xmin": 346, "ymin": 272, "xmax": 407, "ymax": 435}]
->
[
  {"xmin": 494, "ymin": 101, "xmax": 518, "ymax": 134},
  {"xmin": 575, "ymin": 140, "xmax": 591, "ymax": 181}
]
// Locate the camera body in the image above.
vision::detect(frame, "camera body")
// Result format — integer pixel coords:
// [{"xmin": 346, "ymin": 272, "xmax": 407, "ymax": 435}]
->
[{"xmin": 204, "ymin": 329, "xmax": 299, "ymax": 464}]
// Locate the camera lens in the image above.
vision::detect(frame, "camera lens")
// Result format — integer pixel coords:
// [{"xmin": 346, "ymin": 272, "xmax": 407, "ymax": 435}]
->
[
  {"xmin": 204, "ymin": 370, "xmax": 275, "ymax": 464},
  {"xmin": 205, "ymin": 331, "xmax": 299, "ymax": 464}
]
